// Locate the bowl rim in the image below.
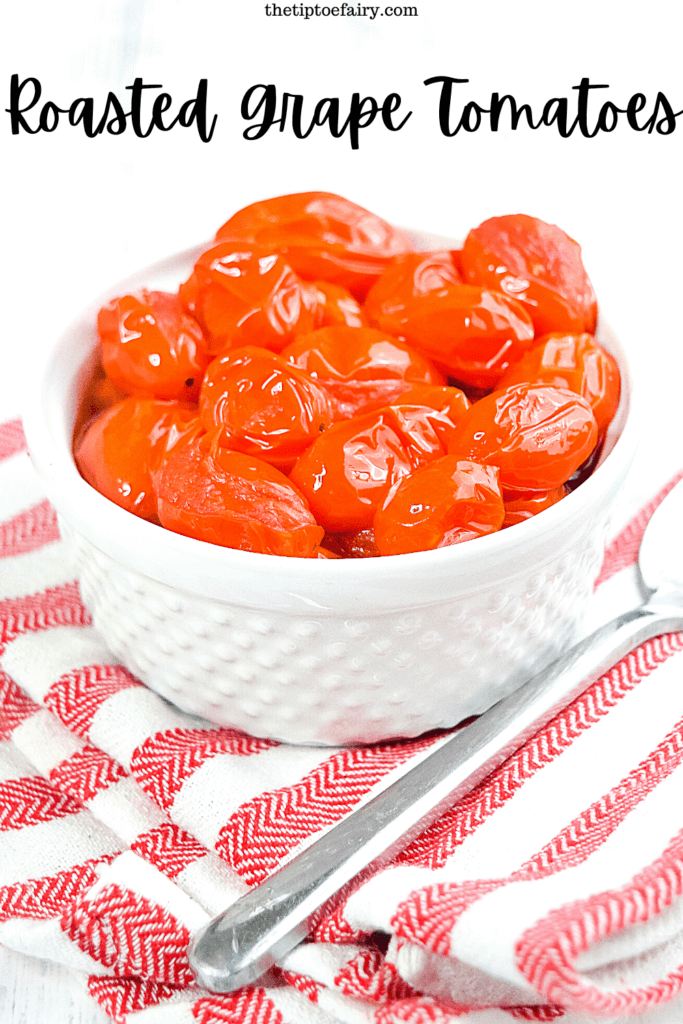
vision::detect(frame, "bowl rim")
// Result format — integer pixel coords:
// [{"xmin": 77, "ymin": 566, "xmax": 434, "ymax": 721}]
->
[{"xmin": 22, "ymin": 235, "xmax": 640, "ymax": 611}]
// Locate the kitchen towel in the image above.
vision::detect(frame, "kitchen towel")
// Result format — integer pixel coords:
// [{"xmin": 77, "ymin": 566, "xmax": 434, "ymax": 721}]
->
[{"xmin": 3, "ymin": 416, "xmax": 683, "ymax": 1024}]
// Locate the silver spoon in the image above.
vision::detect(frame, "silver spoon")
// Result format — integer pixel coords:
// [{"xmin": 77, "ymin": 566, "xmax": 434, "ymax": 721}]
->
[{"xmin": 190, "ymin": 478, "xmax": 683, "ymax": 993}]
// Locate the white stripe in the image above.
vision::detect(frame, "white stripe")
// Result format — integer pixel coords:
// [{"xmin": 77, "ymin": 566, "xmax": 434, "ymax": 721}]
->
[
  {"xmin": 0, "ymin": 811, "xmax": 121, "ymax": 886},
  {"xmin": 0, "ymin": 739, "xmax": 39, "ymax": 782},
  {"xmin": 450, "ymin": 758, "xmax": 683, "ymax": 990},
  {"xmin": 88, "ymin": 685, "xmax": 198, "ymax": 768},
  {"xmin": 128, "ymin": 1001, "xmax": 197, "ymax": 1023},
  {"xmin": 266, "ymin": 983, "xmax": 342, "ymax": 1024},
  {"xmin": 0, "ymin": 453, "xmax": 47, "ymax": 521},
  {"xmin": 11, "ymin": 708, "xmax": 83, "ymax": 775},
  {"xmin": 170, "ymin": 744, "xmax": 330, "ymax": 846},
  {"xmin": 1, "ymin": 625, "xmax": 117, "ymax": 702},
  {"xmin": 84, "ymin": 850, "xmax": 209, "ymax": 931},
  {"xmin": 0, "ymin": 917, "xmax": 116, "ymax": 975},
  {"xmin": 315, "ymin": 989, "xmax": 377, "ymax": 1024},
  {"xmin": 176, "ymin": 853, "xmax": 247, "ymax": 915},
  {"xmin": 87, "ymin": 777, "xmax": 167, "ymax": 843},
  {"xmin": 282, "ymin": 942, "xmax": 363, "ymax": 989},
  {"xmin": 0, "ymin": 539, "xmax": 73, "ymax": 600}
]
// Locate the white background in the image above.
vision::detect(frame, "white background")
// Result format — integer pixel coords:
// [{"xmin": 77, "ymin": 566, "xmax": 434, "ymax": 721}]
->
[{"xmin": 2, "ymin": 1, "xmax": 683, "ymax": 1020}]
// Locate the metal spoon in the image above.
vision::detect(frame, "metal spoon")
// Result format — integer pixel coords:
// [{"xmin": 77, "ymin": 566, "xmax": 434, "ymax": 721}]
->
[{"xmin": 190, "ymin": 478, "xmax": 683, "ymax": 993}]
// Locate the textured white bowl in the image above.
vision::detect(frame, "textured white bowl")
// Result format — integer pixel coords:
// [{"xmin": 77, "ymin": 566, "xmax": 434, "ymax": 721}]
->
[{"xmin": 23, "ymin": 235, "xmax": 637, "ymax": 746}]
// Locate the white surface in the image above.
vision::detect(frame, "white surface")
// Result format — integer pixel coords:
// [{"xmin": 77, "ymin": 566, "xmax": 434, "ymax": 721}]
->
[{"xmin": 2, "ymin": 0, "xmax": 683, "ymax": 1019}]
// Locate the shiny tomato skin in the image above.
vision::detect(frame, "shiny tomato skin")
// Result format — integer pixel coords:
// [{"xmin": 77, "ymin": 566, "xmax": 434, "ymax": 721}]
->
[
  {"xmin": 394, "ymin": 384, "xmax": 470, "ymax": 424},
  {"xmin": 282, "ymin": 325, "xmax": 445, "ymax": 421},
  {"xmin": 281, "ymin": 325, "xmax": 444, "ymax": 385},
  {"xmin": 375, "ymin": 285, "xmax": 535, "ymax": 391},
  {"xmin": 214, "ymin": 192, "xmax": 412, "ymax": 300},
  {"xmin": 156, "ymin": 437, "xmax": 323, "ymax": 557},
  {"xmin": 289, "ymin": 404, "xmax": 455, "ymax": 533},
  {"xmin": 374, "ymin": 458, "xmax": 504, "ymax": 556},
  {"xmin": 179, "ymin": 243, "xmax": 317, "ymax": 354},
  {"xmin": 447, "ymin": 383, "xmax": 598, "ymax": 490},
  {"xmin": 364, "ymin": 249, "xmax": 463, "ymax": 335},
  {"xmin": 497, "ymin": 332, "xmax": 621, "ymax": 438},
  {"xmin": 311, "ymin": 281, "xmax": 368, "ymax": 328},
  {"xmin": 97, "ymin": 290, "xmax": 210, "ymax": 402},
  {"xmin": 74, "ymin": 398, "xmax": 198, "ymax": 522},
  {"xmin": 502, "ymin": 485, "xmax": 567, "ymax": 528},
  {"xmin": 199, "ymin": 346, "xmax": 333, "ymax": 472},
  {"xmin": 460, "ymin": 215, "xmax": 598, "ymax": 335}
]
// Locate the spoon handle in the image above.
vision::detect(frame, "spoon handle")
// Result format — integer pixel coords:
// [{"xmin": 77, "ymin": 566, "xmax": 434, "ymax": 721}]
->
[{"xmin": 189, "ymin": 606, "xmax": 683, "ymax": 993}]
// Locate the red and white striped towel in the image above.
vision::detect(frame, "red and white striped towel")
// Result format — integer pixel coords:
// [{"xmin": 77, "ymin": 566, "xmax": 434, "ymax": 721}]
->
[{"xmin": 3, "ymin": 414, "xmax": 683, "ymax": 1024}]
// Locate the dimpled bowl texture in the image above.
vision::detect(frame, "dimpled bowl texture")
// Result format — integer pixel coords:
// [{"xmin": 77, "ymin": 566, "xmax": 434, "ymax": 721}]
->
[{"xmin": 23, "ymin": 232, "xmax": 637, "ymax": 746}]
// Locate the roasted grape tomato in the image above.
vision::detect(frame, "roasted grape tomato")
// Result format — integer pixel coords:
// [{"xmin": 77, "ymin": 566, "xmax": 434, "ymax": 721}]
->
[
  {"xmin": 498, "ymin": 332, "xmax": 620, "ymax": 438},
  {"xmin": 179, "ymin": 243, "xmax": 317, "ymax": 355},
  {"xmin": 321, "ymin": 529, "xmax": 380, "ymax": 559},
  {"xmin": 281, "ymin": 326, "xmax": 444, "ymax": 385},
  {"xmin": 447, "ymin": 383, "xmax": 598, "ymax": 490},
  {"xmin": 97, "ymin": 290, "xmax": 210, "ymax": 402},
  {"xmin": 374, "ymin": 458, "xmax": 504, "ymax": 556},
  {"xmin": 460, "ymin": 214, "xmax": 598, "ymax": 336},
  {"xmin": 74, "ymin": 398, "xmax": 198, "ymax": 522},
  {"xmin": 156, "ymin": 438, "xmax": 323, "ymax": 557},
  {"xmin": 395, "ymin": 384, "xmax": 470, "ymax": 424},
  {"xmin": 364, "ymin": 249, "xmax": 463, "ymax": 335},
  {"xmin": 375, "ymin": 285, "xmax": 535, "ymax": 391},
  {"xmin": 199, "ymin": 346, "xmax": 333, "ymax": 472},
  {"xmin": 215, "ymin": 191, "xmax": 412, "ymax": 300},
  {"xmin": 289, "ymin": 404, "xmax": 455, "ymax": 533}
]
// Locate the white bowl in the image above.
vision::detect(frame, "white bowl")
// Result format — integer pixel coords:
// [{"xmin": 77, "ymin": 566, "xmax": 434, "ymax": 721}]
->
[{"xmin": 23, "ymin": 235, "xmax": 637, "ymax": 746}]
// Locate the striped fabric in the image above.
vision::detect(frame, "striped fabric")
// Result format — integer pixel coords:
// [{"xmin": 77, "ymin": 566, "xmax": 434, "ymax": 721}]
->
[{"xmin": 2, "ymin": 416, "xmax": 683, "ymax": 1024}]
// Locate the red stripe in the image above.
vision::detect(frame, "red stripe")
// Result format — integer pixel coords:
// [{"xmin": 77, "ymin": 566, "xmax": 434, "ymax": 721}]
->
[
  {"xmin": 130, "ymin": 727, "xmax": 277, "ymax": 812},
  {"xmin": 516, "ymin": 825, "xmax": 683, "ymax": 1014},
  {"xmin": 334, "ymin": 949, "xmax": 418, "ymax": 1003},
  {"xmin": 215, "ymin": 735, "xmax": 437, "ymax": 886},
  {"xmin": 130, "ymin": 822, "xmax": 208, "ymax": 878},
  {"xmin": 49, "ymin": 745, "xmax": 126, "ymax": 803},
  {"xmin": 44, "ymin": 663, "xmax": 141, "ymax": 737},
  {"xmin": 193, "ymin": 989, "xmax": 285, "ymax": 1024},
  {"xmin": 87, "ymin": 976, "xmax": 179, "ymax": 1024},
  {"xmin": 0, "ymin": 419, "xmax": 26, "ymax": 462},
  {"xmin": 0, "ymin": 775, "xmax": 83, "ymax": 830},
  {"xmin": 279, "ymin": 970, "xmax": 323, "ymax": 1003},
  {"xmin": 0, "ymin": 499, "xmax": 60, "ymax": 559},
  {"xmin": 62, "ymin": 883, "xmax": 193, "ymax": 984},
  {"xmin": 0, "ymin": 671, "xmax": 40, "ymax": 740},
  {"xmin": 0, "ymin": 581, "xmax": 90, "ymax": 655},
  {"xmin": 0, "ymin": 855, "xmax": 116, "ymax": 922},
  {"xmin": 595, "ymin": 470, "xmax": 683, "ymax": 587},
  {"xmin": 374, "ymin": 995, "xmax": 474, "ymax": 1020}
]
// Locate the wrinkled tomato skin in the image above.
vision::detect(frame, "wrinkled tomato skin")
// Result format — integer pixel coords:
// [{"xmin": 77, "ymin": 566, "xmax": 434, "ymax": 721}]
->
[
  {"xmin": 97, "ymin": 290, "xmax": 210, "ymax": 402},
  {"xmin": 179, "ymin": 243, "xmax": 317, "ymax": 355},
  {"xmin": 395, "ymin": 384, "xmax": 470, "ymax": 424},
  {"xmin": 502, "ymin": 485, "xmax": 567, "ymax": 528},
  {"xmin": 460, "ymin": 215, "xmax": 598, "ymax": 336},
  {"xmin": 364, "ymin": 249, "xmax": 463, "ymax": 335},
  {"xmin": 289, "ymin": 404, "xmax": 456, "ymax": 533},
  {"xmin": 199, "ymin": 346, "xmax": 333, "ymax": 472},
  {"xmin": 447, "ymin": 383, "xmax": 598, "ymax": 490},
  {"xmin": 281, "ymin": 325, "xmax": 446, "ymax": 422},
  {"xmin": 497, "ymin": 332, "xmax": 621, "ymax": 438},
  {"xmin": 311, "ymin": 281, "xmax": 368, "ymax": 328},
  {"xmin": 374, "ymin": 458, "xmax": 504, "ymax": 556},
  {"xmin": 214, "ymin": 192, "xmax": 412, "ymax": 300},
  {"xmin": 74, "ymin": 398, "xmax": 198, "ymax": 522},
  {"xmin": 156, "ymin": 438, "xmax": 323, "ymax": 557},
  {"xmin": 374, "ymin": 285, "xmax": 535, "ymax": 391},
  {"xmin": 281, "ymin": 326, "xmax": 444, "ymax": 385}
]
